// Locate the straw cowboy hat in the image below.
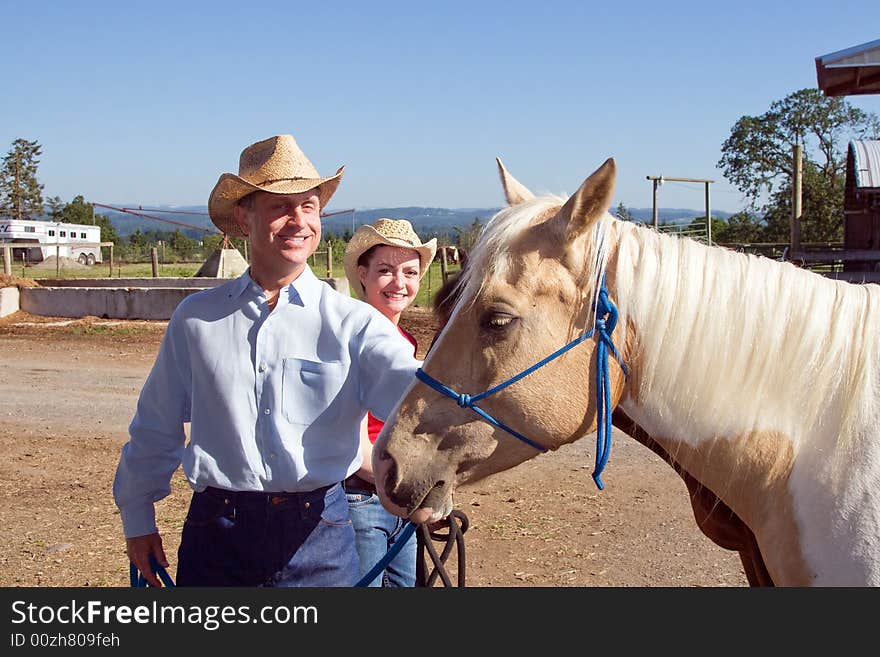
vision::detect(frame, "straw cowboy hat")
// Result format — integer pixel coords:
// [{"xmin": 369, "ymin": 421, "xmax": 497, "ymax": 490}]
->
[
  {"xmin": 208, "ymin": 134, "xmax": 345, "ymax": 237},
  {"xmin": 344, "ymin": 219, "xmax": 438, "ymax": 300}
]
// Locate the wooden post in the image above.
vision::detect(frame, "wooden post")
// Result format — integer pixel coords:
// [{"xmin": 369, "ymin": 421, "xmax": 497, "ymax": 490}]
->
[
  {"xmin": 151, "ymin": 247, "xmax": 159, "ymax": 277},
  {"xmin": 56, "ymin": 244, "xmax": 60, "ymax": 277},
  {"xmin": 791, "ymin": 144, "xmax": 803, "ymax": 256},
  {"xmin": 440, "ymin": 246, "xmax": 448, "ymax": 284},
  {"xmin": 327, "ymin": 243, "xmax": 333, "ymax": 278},
  {"xmin": 3, "ymin": 245, "xmax": 11, "ymax": 276},
  {"xmin": 427, "ymin": 258, "xmax": 432, "ymax": 301},
  {"xmin": 705, "ymin": 181, "xmax": 712, "ymax": 245},
  {"xmin": 648, "ymin": 175, "xmax": 714, "ymax": 238},
  {"xmin": 109, "ymin": 244, "xmax": 114, "ymax": 277},
  {"xmin": 652, "ymin": 179, "xmax": 659, "ymax": 228}
]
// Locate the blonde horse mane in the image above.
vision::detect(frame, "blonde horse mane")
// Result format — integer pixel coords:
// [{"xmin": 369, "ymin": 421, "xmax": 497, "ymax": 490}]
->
[{"xmin": 612, "ymin": 220, "xmax": 880, "ymax": 470}]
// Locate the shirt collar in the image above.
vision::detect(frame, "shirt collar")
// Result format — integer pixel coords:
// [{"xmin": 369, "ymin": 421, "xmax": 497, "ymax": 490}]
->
[
  {"xmin": 287, "ymin": 265, "xmax": 322, "ymax": 307},
  {"xmin": 227, "ymin": 265, "xmax": 322, "ymax": 307},
  {"xmin": 228, "ymin": 270, "xmax": 254, "ymax": 300}
]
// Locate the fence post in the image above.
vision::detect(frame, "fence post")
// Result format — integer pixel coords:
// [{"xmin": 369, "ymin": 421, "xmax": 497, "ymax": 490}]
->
[
  {"xmin": 3, "ymin": 245, "xmax": 11, "ymax": 276},
  {"xmin": 327, "ymin": 243, "xmax": 333, "ymax": 277},
  {"xmin": 56, "ymin": 244, "xmax": 61, "ymax": 277},
  {"xmin": 440, "ymin": 247, "xmax": 448, "ymax": 284},
  {"xmin": 705, "ymin": 181, "xmax": 712, "ymax": 245},
  {"xmin": 151, "ymin": 247, "xmax": 159, "ymax": 277}
]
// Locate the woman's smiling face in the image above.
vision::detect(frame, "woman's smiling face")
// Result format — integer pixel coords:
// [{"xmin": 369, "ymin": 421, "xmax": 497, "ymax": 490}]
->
[{"xmin": 357, "ymin": 245, "xmax": 421, "ymax": 323}]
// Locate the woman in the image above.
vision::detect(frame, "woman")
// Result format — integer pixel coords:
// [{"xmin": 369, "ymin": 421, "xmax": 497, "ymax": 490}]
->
[{"xmin": 342, "ymin": 218, "xmax": 437, "ymax": 587}]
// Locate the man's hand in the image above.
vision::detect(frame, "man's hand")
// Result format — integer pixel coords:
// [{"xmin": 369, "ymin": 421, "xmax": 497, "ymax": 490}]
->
[{"xmin": 126, "ymin": 533, "xmax": 169, "ymax": 587}]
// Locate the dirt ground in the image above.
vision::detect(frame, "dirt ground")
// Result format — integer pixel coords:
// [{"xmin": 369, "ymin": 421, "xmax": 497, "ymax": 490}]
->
[{"xmin": 0, "ymin": 306, "xmax": 748, "ymax": 587}]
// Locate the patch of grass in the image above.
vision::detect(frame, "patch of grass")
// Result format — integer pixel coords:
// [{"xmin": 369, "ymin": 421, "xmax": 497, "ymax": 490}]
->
[
  {"xmin": 68, "ymin": 324, "xmax": 158, "ymax": 337},
  {"xmin": 19, "ymin": 262, "xmax": 204, "ymax": 280}
]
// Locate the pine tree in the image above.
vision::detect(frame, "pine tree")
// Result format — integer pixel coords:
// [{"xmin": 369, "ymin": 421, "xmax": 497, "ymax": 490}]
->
[
  {"xmin": 46, "ymin": 195, "xmax": 64, "ymax": 220},
  {"xmin": 0, "ymin": 138, "xmax": 44, "ymax": 220}
]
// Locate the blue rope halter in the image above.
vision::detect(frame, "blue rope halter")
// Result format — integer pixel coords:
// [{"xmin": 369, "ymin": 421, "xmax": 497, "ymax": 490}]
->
[{"xmin": 415, "ymin": 280, "xmax": 628, "ymax": 490}]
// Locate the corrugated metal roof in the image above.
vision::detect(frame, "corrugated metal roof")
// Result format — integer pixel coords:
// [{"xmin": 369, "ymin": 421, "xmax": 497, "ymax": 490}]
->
[
  {"xmin": 851, "ymin": 140, "xmax": 880, "ymax": 189},
  {"xmin": 816, "ymin": 38, "xmax": 880, "ymax": 96}
]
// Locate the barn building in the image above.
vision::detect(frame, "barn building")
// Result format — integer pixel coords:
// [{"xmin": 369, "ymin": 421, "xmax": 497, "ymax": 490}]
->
[{"xmin": 842, "ymin": 140, "xmax": 880, "ymax": 273}]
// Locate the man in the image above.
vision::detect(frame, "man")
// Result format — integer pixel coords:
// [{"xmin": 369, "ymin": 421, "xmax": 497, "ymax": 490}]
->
[{"xmin": 113, "ymin": 135, "xmax": 419, "ymax": 586}]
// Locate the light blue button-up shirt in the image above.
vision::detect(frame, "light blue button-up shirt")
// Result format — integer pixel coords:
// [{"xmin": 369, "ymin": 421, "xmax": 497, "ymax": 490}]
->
[{"xmin": 112, "ymin": 266, "xmax": 420, "ymax": 538}]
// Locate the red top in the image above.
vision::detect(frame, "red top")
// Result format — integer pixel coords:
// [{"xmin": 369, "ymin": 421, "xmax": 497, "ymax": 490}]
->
[{"xmin": 367, "ymin": 325, "xmax": 418, "ymax": 443}]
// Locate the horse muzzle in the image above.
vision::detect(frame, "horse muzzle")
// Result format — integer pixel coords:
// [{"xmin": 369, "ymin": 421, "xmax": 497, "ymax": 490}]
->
[{"xmin": 373, "ymin": 450, "xmax": 455, "ymax": 522}]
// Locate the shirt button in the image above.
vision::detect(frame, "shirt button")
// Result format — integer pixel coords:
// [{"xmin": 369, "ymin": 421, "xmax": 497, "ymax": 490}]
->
[
  {"xmin": 304, "ymin": 502, "xmax": 310, "ymax": 509},
  {"xmin": 258, "ymin": 363, "xmax": 267, "ymax": 372},
  {"xmin": 264, "ymin": 408, "xmax": 271, "ymax": 415}
]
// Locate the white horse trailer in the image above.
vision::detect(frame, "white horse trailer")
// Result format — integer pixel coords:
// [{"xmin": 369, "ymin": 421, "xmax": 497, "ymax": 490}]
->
[{"xmin": 0, "ymin": 219, "xmax": 103, "ymax": 265}]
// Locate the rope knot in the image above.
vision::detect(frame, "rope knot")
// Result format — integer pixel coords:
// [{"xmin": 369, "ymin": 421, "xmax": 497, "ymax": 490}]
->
[{"xmin": 456, "ymin": 393, "xmax": 472, "ymax": 408}]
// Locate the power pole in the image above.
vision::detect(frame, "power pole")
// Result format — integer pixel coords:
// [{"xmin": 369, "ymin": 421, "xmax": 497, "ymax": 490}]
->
[{"xmin": 790, "ymin": 144, "xmax": 803, "ymax": 255}]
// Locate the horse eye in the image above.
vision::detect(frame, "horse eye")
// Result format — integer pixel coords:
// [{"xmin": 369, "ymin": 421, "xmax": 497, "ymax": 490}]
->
[{"xmin": 482, "ymin": 312, "xmax": 517, "ymax": 331}]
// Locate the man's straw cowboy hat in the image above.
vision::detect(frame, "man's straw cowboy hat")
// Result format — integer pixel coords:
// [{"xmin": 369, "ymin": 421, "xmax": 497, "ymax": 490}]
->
[
  {"xmin": 208, "ymin": 134, "xmax": 344, "ymax": 237},
  {"xmin": 344, "ymin": 219, "xmax": 438, "ymax": 300}
]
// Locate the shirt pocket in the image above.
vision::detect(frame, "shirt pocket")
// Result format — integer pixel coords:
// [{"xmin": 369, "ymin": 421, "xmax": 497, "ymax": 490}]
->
[{"xmin": 282, "ymin": 357, "xmax": 346, "ymax": 425}]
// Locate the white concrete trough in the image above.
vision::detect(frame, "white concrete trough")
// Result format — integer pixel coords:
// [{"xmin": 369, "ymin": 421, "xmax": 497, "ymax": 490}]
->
[
  {"xmin": 13, "ymin": 277, "xmax": 350, "ymax": 320},
  {"xmin": 0, "ymin": 286, "xmax": 20, "ymax": 318}
]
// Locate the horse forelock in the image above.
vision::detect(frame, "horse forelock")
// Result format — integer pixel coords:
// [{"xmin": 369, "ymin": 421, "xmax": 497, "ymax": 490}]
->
[{"xmin": 449, "ymin": 195, "xmax": 610, "ymax": 327}]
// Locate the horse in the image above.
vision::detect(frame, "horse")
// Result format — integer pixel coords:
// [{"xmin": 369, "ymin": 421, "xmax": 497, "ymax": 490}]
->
[
  {"xmin": 431, "ymin": 270, "xmax": 773, "ymax": 586},
  {"xmin": 374, "ymin": 157, "xmax": 880, "ymax": 586}
]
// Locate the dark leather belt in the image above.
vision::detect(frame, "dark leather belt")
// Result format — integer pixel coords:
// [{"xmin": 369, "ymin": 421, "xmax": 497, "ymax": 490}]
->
[
  {"xmin": 202, "ymin": 483, "xmax": 335, "ymax": 506},
  {"xmin": 344, "ymin": 473, "xmax": 376, "ymax": 495}
]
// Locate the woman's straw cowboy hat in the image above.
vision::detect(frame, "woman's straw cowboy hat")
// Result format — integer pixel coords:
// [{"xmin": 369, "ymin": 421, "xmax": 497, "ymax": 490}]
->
[
  {"xmin": 344, "ymin": 219, "xmax": 438, "ymax": 300},
  {"xmin": 208, "ymin": 134, "xmax": 345, "ymax": 237}
]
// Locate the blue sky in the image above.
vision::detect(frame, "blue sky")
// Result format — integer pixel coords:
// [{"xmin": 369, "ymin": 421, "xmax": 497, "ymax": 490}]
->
[{"xmin": 3, "ymin": 1, "xmax": 879, "ymax": 214}]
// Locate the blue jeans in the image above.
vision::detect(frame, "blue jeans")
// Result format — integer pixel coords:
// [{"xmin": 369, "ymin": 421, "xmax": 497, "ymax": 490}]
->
[
  {"xmin": 346, "ymin": 488, "xmax": 417, "ymax": 587},
  {"xmin": 176, "ymin": 483, "xmax": 359, "ymax": 586}
]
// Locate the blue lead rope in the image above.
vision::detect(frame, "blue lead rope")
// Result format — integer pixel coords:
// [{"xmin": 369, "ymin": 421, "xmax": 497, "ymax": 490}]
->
[
  {"xmin": 129, "ymin": 554, "xmax": 176, "ymax": 587},
  {"xmin": 354, "ymin": 520, "xmax": 418, "ymax": 587},
  {"xmin": 416, "ymin": 281, "xmax": 627, "ymax": 490}
]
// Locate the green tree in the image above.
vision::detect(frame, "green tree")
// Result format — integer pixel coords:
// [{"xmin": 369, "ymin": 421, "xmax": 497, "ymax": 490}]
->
[
  {"xmin": 55, "ymin": 195, "xmax": 119, "ymax": 244},
  {"xmin": 0, "ymin": 138, "xmax": 44, "ymax": 220},
  {"xmin": 615, "ymin": 202, "xmax": 637, "ymax": 223},
  {"xmin": 718, "ymin": 88, "xmax": 876, "ymax": 241},
  {"xmin": 58, "ymin": 195, "xmax": 93, "ymax": 224},
  {"xmin": 46, "ymin": 195, "xmax": 64, "ymax": 221},
  {"xmin": 713, "ymin": 211, "xmax": 765, "ymax": 243},
  {"xmin": 93, "ymin": 213, "xmax": 119, "ymax": 245},
  {"xmin": 454, "ymin": 218, "xmax": 483, "ymax": 251},
  {"xmin": 202, "ymin": 234, "xmax": 226, "ymax": 252},
  {"xmin": 168, "ymin": 228, "xmax": 197, "ymax": 260}
]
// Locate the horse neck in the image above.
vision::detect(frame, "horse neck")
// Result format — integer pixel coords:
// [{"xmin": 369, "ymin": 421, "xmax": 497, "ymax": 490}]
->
[{"xmin": 606, "ymin": 220, "xmax": 880, "ymax": 447}]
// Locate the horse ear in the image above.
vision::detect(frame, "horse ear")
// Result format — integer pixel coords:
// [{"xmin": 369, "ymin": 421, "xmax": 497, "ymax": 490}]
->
[
  {"xmin": 556, "ymin": 158, "xmax": 616, "ymax": 239},
  {"xmin": 496, "ymin": 157, "xmax": 535, "ymax": 206}
]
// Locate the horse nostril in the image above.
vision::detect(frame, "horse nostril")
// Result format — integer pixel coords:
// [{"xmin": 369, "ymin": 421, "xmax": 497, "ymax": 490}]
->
[{"xmin": 384, "ymin": 461, "xmax": 398, "ymax": 489}]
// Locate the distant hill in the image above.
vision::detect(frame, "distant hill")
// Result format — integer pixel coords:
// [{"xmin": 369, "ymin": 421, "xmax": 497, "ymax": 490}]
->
[{"xmin": 90, "ymin": 204, "xmax": 735, "ymax": 240}]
